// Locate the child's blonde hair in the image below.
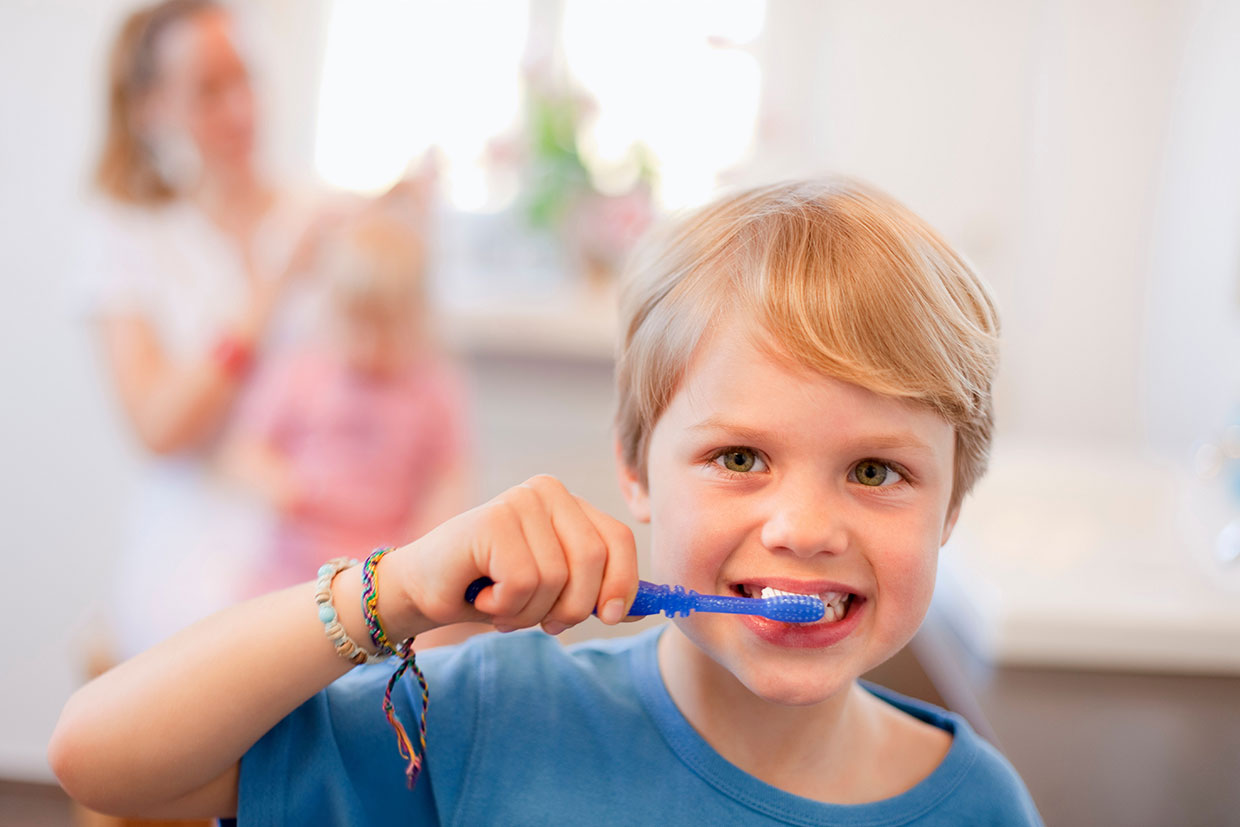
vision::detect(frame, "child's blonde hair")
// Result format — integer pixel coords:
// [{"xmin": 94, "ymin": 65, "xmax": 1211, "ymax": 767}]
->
[
  {"xmin": 320, "ymin": 213, "xmax": 426, "ymax": 315},
  {"xmin": 615, "ymin": 179, "xmax": 1000, "ymax": 510}
]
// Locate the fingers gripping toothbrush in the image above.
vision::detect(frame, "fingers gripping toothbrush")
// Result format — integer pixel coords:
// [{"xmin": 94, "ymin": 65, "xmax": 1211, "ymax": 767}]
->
[{"xmin": 464, "ymin": 578, "xmax": 825, "ymax": 623}]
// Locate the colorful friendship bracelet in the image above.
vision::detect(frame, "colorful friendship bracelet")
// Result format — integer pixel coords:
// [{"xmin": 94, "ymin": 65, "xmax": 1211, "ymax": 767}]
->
[
  {"xmin": 314, "ymin": 558, "xmax": 390, "ymax": 666},
  {"xmin": 361, "ymin": 547, "xmax": 403, "ymax": 654},
  {"xmin": 360, "ymin": 547, "xmax": 430, "ymax": 788}
]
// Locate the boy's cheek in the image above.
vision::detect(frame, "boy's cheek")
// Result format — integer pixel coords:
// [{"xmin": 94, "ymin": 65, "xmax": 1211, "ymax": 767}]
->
[
  {"xmin": 883, "ymin": 552, "xmax": 939, "ymax": 593},
  {"xmin": 876, "ymin": 544, "xmax": 941, "ymax": 617},
  {"xmin": 649, "ymin": 501, "xmax": 740, "ymax": 583}
]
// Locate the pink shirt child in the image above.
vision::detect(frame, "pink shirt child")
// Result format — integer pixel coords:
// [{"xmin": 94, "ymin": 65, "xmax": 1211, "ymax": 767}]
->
[{"xmin": 239, "ymin": 348, "xmax": 468, "ymax": 593}]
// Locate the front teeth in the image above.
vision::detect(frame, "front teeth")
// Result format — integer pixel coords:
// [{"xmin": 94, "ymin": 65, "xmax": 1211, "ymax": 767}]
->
[
  {"xmin": 757, "ymin": 586, "xmax": 853, "ymax": 622},
  {"xmin": 758, "ymin": 586, "xmax": 800, "ymax": 600}
]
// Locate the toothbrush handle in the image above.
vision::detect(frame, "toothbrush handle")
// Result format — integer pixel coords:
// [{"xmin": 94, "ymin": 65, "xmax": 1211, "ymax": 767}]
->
[
  {"xmin": 625, "ymin": 580, "xmax": 669, "ymax": 616},
  {"xmin": 626, "ymin": 581, "xmax": 764, "ymax": 618},
  {"xmin": 464, "ymin": 576, "xmax": 492, "ymax": 605},
  {"xmin": 465, "ymin": 577, "xmax": 676, "ymax": 618},
  {"xmin": 465, "ymin": 577, "xmax": 773, "ymax": 620}
]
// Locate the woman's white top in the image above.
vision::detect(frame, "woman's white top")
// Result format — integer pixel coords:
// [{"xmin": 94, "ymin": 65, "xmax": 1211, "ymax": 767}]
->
[{"xmin": 80, "ymin": 195, "xmax": 313, "ymax": 657}]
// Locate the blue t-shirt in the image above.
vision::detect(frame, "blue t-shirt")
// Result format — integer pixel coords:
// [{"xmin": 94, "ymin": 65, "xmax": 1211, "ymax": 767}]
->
[{"xmin": 238, "ymin": 627, "xmax": 1042, "ymax": 825}]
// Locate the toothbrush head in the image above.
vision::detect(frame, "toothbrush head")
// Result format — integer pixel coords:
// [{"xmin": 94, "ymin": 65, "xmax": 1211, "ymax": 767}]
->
[{"xmin": 756, "ymin": 593, "xmax": 825, "ymax": 623}]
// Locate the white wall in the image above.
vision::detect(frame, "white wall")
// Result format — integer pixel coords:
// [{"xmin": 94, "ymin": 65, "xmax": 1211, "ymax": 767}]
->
[
  {"xmin": 2, "ymin": 0, "xmax": 140, "ymax": 782},
  {"xmin": 0, "ymin": 0, "xmax": 327, "ymax": 782},
  {"xmin": 752, "ymin": 0, "xmax": 1209, "ymax": 454},
  {"xmin": 1142, "ymin": 0, "xmax": 1240, "ymax": 456}
]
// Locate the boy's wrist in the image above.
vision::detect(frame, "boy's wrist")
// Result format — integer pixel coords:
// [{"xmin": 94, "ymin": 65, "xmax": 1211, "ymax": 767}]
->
[
  {"xmin": 372, "ymin": 545, "xmax": 438, "ymax": 643},
  {"xmin": 324, "ymin": 565, "xmax": 385, "ymax": 657},
  {"xmin": 315, "ymin": 560, "xmax": 390, "ymax": 664},
  {"xmin": 320, "ymin": 557, "xmax": 436, "ymax": 661}
]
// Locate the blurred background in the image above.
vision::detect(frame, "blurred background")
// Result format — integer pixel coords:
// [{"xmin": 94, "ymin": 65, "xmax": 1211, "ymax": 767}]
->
[{"xmin": 3, "ymin": 0, "xmax": 1240, "ymax": 824}]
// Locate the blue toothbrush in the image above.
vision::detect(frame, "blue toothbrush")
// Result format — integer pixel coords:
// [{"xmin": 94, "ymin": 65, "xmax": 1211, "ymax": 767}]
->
[{"xmin": 464, "ymin": 577, "xmax": 824, "ymax": 623}]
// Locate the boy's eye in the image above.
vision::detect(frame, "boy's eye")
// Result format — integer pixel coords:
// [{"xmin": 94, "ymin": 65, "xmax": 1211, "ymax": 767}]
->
[
  {"xmin": 714, "ymin": 448, "xmax": 766, "ymax": 474},
  {"xmin": 851, "ymin": 460, "xmax": 903, "ymax": 487}
]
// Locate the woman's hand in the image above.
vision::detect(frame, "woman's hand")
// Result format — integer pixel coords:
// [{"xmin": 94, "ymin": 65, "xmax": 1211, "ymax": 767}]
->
[
  {"xmin": 234, "ymin": 204, "xmax": 349, "ymax": 344},
  {"xmin": 380, "ymin": 475, "xmax": 640, "ymax": 640}
]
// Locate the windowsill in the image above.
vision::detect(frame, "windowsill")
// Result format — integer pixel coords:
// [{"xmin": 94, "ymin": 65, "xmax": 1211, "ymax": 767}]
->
[{"xmin": 437, "ymin": 280, "xmax": 619, "ymax": 362}]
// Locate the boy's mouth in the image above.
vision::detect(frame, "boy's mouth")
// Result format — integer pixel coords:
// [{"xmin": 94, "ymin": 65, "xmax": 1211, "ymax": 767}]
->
[{"xmin": 732, "ymin": 582, "xmax": 859, "ymax": 623}]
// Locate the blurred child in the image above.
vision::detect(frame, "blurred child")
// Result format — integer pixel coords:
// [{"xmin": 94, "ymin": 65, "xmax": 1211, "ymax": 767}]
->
[
  {"xmin": 51, "ymin": 180, "xmax": 1042, "ymax": 824},
  {"xmin": 225, "ymin": 212, "xmax": 471, "ymax": 598}
]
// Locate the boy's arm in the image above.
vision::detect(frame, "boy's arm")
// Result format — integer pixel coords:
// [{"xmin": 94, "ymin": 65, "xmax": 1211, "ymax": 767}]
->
[
  {"xmin": 48, "ymin": 476, "xmax": 638, "ymax": 819},
  {"xmin": 49, "ymin": 575, "xmax": 368, "ymax": 818}
]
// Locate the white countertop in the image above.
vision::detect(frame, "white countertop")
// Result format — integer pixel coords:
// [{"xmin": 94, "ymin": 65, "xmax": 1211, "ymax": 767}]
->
[{"xmin": 934, "ymin": 441, "xmax": 1240, "ymax": 674}]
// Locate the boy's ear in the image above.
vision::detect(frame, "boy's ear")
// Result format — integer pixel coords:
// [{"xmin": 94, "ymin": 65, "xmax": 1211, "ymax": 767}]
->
[
  {"xmin": 613, "ymin": 437, "xmax": 650, "ymax": 523},
  {"xmin": 940, "ymin": 503, "xmax": 961, "ymax": 546}
]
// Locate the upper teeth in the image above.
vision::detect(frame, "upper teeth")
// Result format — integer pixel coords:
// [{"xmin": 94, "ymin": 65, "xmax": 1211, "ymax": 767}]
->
[{"xmin": 758, "ymin": 586, "xmax": 852, "ymax": 621}]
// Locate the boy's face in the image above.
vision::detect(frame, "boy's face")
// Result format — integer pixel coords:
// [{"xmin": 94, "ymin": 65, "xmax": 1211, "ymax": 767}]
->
[{"xmin": 621, "ymin": 321, "xmax": 959, "ymax": 707}]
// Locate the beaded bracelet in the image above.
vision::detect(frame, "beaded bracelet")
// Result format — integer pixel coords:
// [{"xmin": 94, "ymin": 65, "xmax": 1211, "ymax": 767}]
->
[
  {"xmin": 360, "ymin": 547, "xmax": 429, "ymax": 789},
  {"xmin": 314, "ymin": 558, "xmax": 390, "ymax": 666}
]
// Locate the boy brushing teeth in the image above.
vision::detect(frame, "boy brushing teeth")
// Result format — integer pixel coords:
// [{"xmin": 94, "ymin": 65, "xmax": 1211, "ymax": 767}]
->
[{"xmin": 51, "ymin": 180, "xmax": 1042, "ymax": 824}]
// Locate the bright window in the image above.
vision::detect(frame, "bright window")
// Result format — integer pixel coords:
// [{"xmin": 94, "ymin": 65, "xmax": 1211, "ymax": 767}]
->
[
  {"xmin": 313, "ymin": 1, "xmax": 764, "ymax": 211},
  {"xmin": 314, "ymin": 0, "xmax": 529, "ymax": 206},
  {"xmin": 563, "ymin": 0, "xmax": 765, "ymax": 208}
]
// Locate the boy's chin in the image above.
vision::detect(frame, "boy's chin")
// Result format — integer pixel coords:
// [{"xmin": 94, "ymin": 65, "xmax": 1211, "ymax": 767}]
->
[
  {"xmin": 676, "ymin": 621, "xmax": 857, "ymax": 707},
  {"xmin": 733, "ymin": 662, "xmax": 854, "ymax": 708}
]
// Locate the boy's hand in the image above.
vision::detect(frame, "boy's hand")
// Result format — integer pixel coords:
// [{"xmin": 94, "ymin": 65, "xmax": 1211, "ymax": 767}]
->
[{"xmin": 384, "ymin": 476, "xmax": 639, "ymax": 638}]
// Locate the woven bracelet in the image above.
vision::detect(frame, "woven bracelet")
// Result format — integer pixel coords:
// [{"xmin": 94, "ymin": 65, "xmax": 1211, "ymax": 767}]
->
[{"xmin": 360, "ymin": 547, "xmax": 429, "ymax": 788}]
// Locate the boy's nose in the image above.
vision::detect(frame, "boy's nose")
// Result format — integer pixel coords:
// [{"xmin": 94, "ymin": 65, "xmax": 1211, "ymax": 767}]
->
[{"xmin": 758, "ymin": 481, "xmax": 848, "ymax": 558}]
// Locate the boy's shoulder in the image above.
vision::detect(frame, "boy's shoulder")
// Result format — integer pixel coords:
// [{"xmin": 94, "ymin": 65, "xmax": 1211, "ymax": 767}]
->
[{"xmin": 860, "ymin": 682, "xmax": 1044, "ymax": 825}]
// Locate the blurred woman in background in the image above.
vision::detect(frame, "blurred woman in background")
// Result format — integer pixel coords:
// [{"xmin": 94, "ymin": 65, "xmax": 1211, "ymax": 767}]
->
[{"xmin": 83, "ymin": 0, "xmax": 324, "ymax": 664}]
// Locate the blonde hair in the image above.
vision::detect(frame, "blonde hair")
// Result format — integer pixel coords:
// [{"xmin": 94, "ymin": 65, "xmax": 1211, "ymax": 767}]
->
[
  {"xmin": 615, "ymin": 179, "xmax": 1000, "ymax": 510},
  {"xmin": 94, "ymin": 0, "xmax": 219, "ymax": 204},
  {"xmin": 320, "ymin": 213, "xmax": 427, "ymax": 315}
]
